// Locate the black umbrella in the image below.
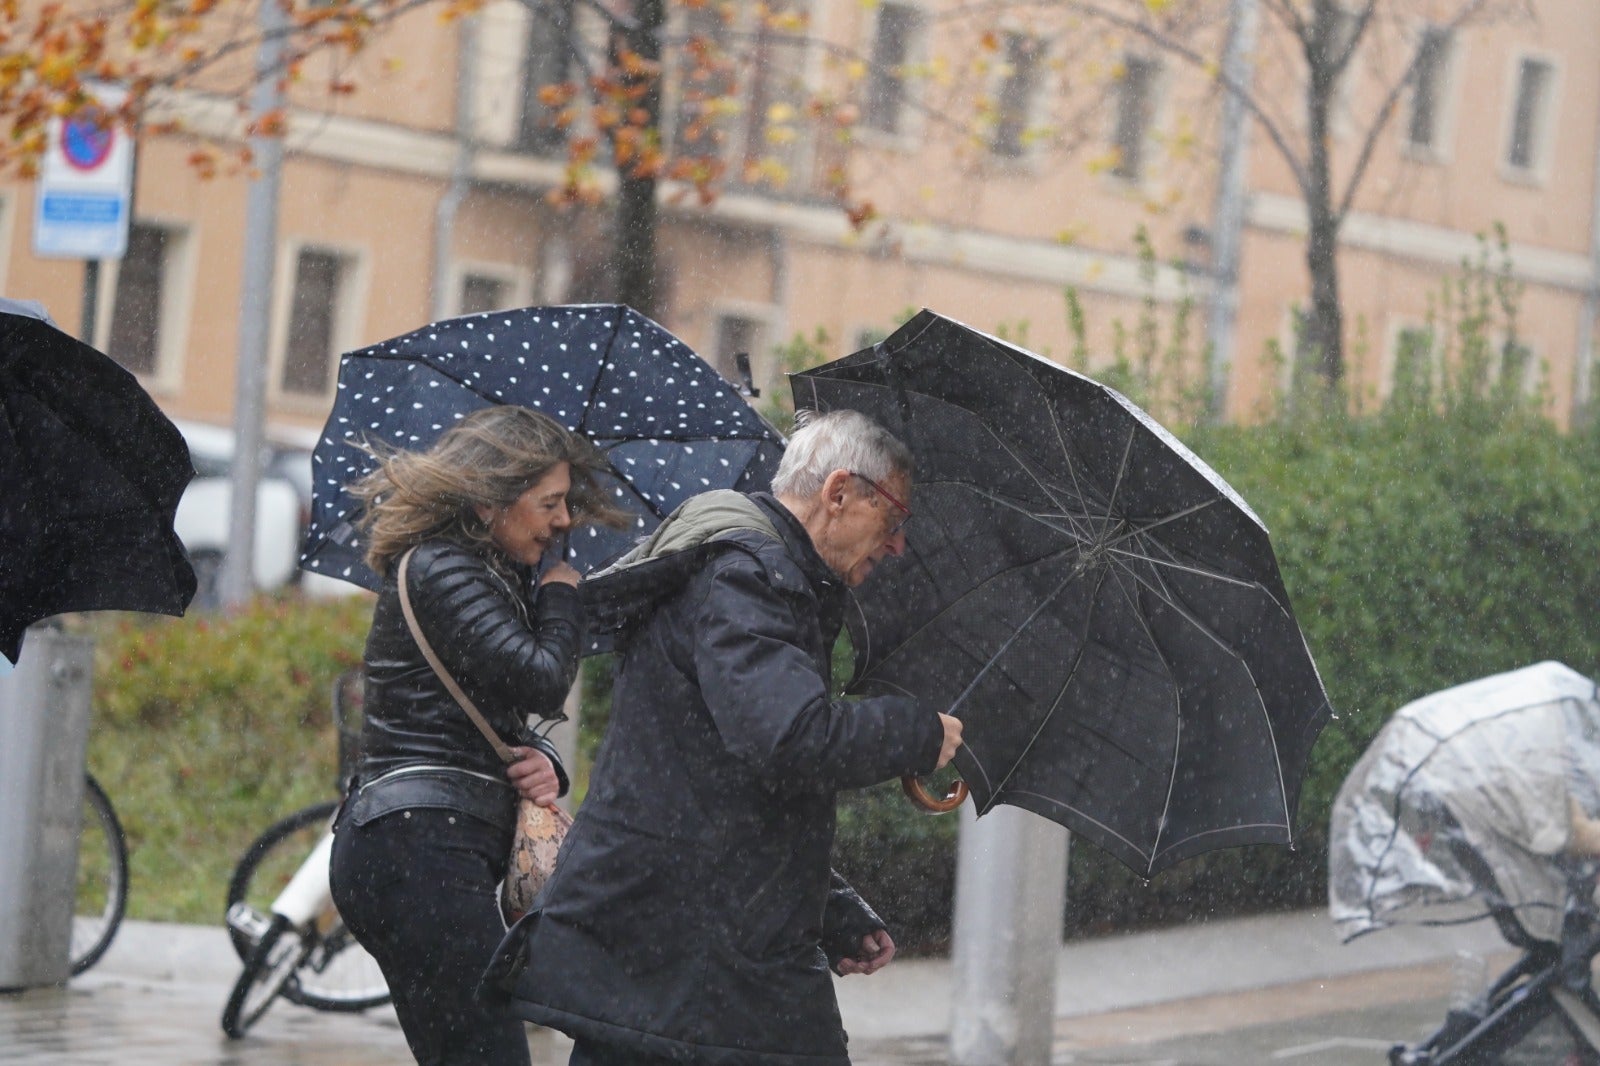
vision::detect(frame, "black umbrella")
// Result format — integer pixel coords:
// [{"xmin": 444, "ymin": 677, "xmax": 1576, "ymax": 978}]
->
[
  {"xmin": 302, "ymin": 304, "xmax": 785, "ymax": 590},
  {"xmin": 0, "ymin": 309, "xmax": 196, "ymax": 663},
  {"xmin": 791, "ymin": 310, "xmax": 1332, "ymax": 876}
]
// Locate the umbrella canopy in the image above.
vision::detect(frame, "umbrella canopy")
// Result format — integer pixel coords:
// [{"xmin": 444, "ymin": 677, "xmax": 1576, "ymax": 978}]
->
[
  {"xmin": 0, "ymin": 310, "xmax": 196, "ymax": 662},
  {"xmin": 302, "ymin": 304, "xmax": 784, "ymax": 590},
  {"xmin": 1329, "ymin": 662, "xmax": 1600, "ymax": 945},
  {"xmin": 790, "ymin": 309, "xmax": 1332, "ymax": 876}
]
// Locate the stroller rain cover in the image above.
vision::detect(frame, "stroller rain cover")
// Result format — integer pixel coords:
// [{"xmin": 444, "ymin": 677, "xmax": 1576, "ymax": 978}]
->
[{"xmin": 1329, "ymin": 661, "xmax": 1600, "ymax": 944}]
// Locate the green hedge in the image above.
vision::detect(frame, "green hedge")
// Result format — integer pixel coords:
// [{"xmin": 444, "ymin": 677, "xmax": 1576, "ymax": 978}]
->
[
  {"xmin": 82, "ymin": 408, "xmax": 1600, "ymax": 944},
  {"xmin": 85, "ymin": 595, "xmax": 371, "ymax": 923}
]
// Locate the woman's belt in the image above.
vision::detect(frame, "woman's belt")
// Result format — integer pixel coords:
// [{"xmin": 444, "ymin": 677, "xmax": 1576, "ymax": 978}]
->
[{"xmin": 343, "ymin": 765, "xmax": 516, "ymax": 832}]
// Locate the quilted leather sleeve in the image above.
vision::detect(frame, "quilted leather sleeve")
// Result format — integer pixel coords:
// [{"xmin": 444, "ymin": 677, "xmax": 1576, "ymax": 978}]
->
[{"xmin": 405, "ymin": 540, "xmax": 582, "ymax": 733}]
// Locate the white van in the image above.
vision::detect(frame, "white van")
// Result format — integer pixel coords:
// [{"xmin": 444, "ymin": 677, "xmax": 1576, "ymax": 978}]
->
[{"xmin": 171, "ymin": 419, "xmax": 309, "ymax": 608}]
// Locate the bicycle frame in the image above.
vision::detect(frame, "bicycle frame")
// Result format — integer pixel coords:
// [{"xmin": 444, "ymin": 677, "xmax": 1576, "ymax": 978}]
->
[
  {"xmin": 225, "ymin": 824, "xmax": 337, "ymax": 948},
  {"xmin": 271, "ymin": 830, "xmax": 336, "ymax": 930},
  {"xmin": 221, "ymin": 670, "xmax": 387, "ymax": 1038}
]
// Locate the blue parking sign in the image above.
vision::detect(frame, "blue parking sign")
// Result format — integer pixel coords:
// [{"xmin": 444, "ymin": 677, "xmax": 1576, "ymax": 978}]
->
[{"xmin": 32, "ymin": 84, "xmax": 134, "ymax": 260}]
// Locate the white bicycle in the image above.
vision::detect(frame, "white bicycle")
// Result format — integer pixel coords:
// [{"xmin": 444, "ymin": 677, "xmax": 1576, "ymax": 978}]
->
[{"xmin": 221, "ymin": 672, "xmax": 389, "ymax": 1039}]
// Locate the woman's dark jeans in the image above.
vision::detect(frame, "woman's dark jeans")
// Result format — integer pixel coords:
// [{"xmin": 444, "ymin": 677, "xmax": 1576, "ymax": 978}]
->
[{"xmin": 331, "ymin": 806, "xmax": 529, "ymax": 1066}]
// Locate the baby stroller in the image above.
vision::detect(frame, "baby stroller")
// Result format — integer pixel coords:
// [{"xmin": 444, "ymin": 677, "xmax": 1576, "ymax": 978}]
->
[{"xmin": 1329, "ymin": 662, "xmax": 1600, "ymax": 1065}]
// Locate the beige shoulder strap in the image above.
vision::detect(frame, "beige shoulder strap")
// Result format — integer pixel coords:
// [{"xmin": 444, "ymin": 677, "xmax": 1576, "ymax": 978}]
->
[{"xmin": 396, "ymin": 548, "xmax": 516, "ymax": 766}]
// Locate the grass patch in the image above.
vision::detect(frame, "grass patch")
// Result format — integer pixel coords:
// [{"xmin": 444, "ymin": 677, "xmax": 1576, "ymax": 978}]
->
[{"xmin": 82, "ymin": 594, "xmax": 370, "ymax": 924}]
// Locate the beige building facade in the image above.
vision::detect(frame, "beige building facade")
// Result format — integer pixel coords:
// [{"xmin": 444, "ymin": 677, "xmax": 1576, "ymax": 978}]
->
[{"xmin": 2, "ymin": 0, "xmax": 1596, "ymax": 437}]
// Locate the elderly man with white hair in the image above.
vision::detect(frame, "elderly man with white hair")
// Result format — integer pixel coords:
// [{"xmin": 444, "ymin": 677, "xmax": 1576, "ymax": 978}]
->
[{"xmin": 487, "ymin": 409, "xmax": 963, "ymax": 1066}]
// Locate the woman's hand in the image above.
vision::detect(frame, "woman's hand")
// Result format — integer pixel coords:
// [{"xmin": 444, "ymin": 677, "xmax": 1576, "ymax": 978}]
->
[
  {"xmin": 539, "ymin": 561, "xmax": 581, "ymax": 587},
  {"xmin": 507, "ymin": 746, "xmax": 560, "ymax": 806}
]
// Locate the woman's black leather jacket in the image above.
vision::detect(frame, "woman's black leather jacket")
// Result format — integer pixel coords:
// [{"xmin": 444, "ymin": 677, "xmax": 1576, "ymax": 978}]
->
[{"xmin": 352, "ymin": 538, "xmax": 580, "ymax": 826}]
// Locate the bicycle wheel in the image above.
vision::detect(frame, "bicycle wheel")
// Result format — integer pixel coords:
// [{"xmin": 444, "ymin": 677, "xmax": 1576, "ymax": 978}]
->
[
  {"xmin": 70, "ymin": 774, "xmax": 129, "ymax": 976},
  {"xmin": 225, "ymin": 801, "xmax": 389, "ymax": 1012},
  {"xmin": 221, "ymin": 914, "xmax": 308, "ymax": 1038}
]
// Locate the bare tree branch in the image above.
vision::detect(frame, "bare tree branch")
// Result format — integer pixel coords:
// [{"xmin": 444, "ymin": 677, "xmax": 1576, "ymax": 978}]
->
[
  {"xmin": 1039, "ymin": 1, "xmax": 1315, "ymax": 201},
  {"xmin": 1327, "ymin": 0, "xmax": 1377, "ymax": 80},
  {"xmin": 1259, "ymin": 0, "xmax": 1309, "ymax": 42},
  {"xmin": 1333, "ymin": 0, "xmax": 1499, "ymax": 222}
]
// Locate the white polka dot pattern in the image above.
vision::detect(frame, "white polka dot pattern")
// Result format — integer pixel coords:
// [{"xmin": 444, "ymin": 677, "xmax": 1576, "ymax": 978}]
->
[{"xmin": 300, "ymin": 304, "xmax": 785, "ymax": 591}]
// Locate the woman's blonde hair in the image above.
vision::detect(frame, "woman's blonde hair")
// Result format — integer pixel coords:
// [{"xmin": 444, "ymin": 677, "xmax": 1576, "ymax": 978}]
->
[{"xmin": 352, "ymin": 406, "xmax": 627, "ymax": 577}]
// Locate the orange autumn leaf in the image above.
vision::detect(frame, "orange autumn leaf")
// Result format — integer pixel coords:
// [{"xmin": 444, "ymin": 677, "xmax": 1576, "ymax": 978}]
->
[
  {"xmin": 246, "ymin": 108, "xmax": 287, "ymax": 137},
  {"xmin": 845, "ymin": 200, "xmax": 877, "ymax": 230},
  {"xmin": 537, "ymin": 83, "xmax": 575, "ymax": 107}
]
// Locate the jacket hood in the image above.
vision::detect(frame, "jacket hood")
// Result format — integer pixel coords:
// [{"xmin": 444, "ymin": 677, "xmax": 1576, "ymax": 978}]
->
[{"xmin": 580, "ymin": 491, "xmax": 841, "ymax": 653}]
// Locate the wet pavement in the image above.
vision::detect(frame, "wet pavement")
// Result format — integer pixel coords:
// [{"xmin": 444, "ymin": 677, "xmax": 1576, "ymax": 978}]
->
[
  {"xmin": 0, "ymin": 962, "xmax": 1473, "ymax": 1065},
  {"xmin": 0, "ymin": 911, "xmax": 1514, "ymax": 1065}
]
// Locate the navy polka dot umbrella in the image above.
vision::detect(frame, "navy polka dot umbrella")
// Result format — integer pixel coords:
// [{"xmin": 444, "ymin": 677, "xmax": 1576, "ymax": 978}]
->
[{"xmin": 301, "ymin": 305, "xmax": 785, "ymax": 591}]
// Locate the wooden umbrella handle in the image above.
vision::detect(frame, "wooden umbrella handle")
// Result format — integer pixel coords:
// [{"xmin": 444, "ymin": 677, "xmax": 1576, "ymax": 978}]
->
[{"xmin": 901, "ymin": 775, "xmax": 969, "ymax": 813}]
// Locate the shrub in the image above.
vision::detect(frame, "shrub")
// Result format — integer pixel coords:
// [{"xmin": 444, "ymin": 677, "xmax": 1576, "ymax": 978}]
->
[{"xmin": 83, "ymin": 594, "xmax": 370, "ymax": 923}]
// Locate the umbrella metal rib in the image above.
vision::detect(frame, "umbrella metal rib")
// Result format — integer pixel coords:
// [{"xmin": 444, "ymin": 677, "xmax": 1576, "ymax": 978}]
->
[
  {"xmin": 1101, "ymin": 550, "xmax": 1292, "ymax": 866},
  {"xmin": 945, "ymin": 566, "xmax": 1098, "ymax": 794},
  {"xmin": 973, "ymin": 568, "xmax": 1144, "ymax": 810}
]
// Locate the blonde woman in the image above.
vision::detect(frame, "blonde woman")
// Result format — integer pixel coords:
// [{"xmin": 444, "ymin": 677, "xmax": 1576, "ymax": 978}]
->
[{"xmin": 330, "ymin": 406, "xmax": 623, "ymax": 1066}]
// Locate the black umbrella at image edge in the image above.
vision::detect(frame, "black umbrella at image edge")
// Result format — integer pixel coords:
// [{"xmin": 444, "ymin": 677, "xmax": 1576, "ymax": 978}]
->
[{"xmin": 0, "ymin": 310, "xmax": 197, "ymax": 662}]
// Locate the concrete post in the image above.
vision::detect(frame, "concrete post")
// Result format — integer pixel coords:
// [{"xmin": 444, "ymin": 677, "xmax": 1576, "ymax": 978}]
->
[
  {"xmin": 949, "ymin": 804, "xmax": 1070, "ymax": 1066},
  {"xmin": 221, "ymin": 0, "xmax": 288, "ymax": 610},
  {"xmin": 548, "ymin": 670, "xmax": 582, "ymax": 807},
  {"xmin": 432, "ymin": 15, "xmax": 477, "ymax": 323},
  {"xmin": 1204, "ymin": 0, "xmax": 1260, "ymax": 424},
  {"xmin": 0, "ymin": 627, "xmax": 94, "ymax": 989}
]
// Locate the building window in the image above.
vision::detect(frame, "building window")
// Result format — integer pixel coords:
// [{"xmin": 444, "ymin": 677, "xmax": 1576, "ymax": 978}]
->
[
  {"xmin": 737, "ymin": 0, "xmax": 811, "ymax": 185},
  {"xmin": 712, "ymin": 314, "xmax": 764, "ymax": 385},
  {"xmin": 106, "ymin": 222, "xmax": 173, "ymax": 377},
  {"xmin": 1499, "ymin": 339, "xmax": 1538, "ymax": 395},
  {"xmin": 668, "ymin": 2, "xmax": 811, "ymax": 188},
  {"xmin": 1390, "ymin": 325, "xmax": 1436, "ymax": 401},
  {"xmin": 671, "ymin": 4, "xmax": 736, "ymax": 160},
  {"xmin": 459, "ymin": 273, "xmax": 510, "ymax": 316},
  {"xmin": 280, "ymin": 248, "xmax": 350, "ymax": 398},
  {"xmin": 1505, "ymin": 56, "xmax": 1553, "ymax": 172},
  {"xmin": 1111, "ymin": 56, "xmax": 1159, "ymax": 181},
  {"xmin": 991, "ymin": 32, "xmax": 1043, "ymax": 159},
  {"xmin": 863, "ymin": 3, "xmax": 924, "ymax": 136},
  {"xmin": 519, "ymin": 0, "xmax": 575, "ymax": 154},
  {"xmin": 1310, "ymin": 3, "xmax": 1361, "ymax": 132},
  {"xmin": 1405, "ymin": 25, "xmax": 1452, "ymax": 152}
]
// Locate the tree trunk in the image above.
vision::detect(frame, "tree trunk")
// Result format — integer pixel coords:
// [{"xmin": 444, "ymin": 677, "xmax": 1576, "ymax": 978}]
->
[
  {"xmin": 1304, "ymin": 201, "xmax": 1344, "ymax": 393},
  {"xmin": 613, "ymin": 0, "xmax": 664, "ymax": 318},
  {"xmin": 1301, "ymin": 3, "xmax": 1346, "ymax": 397},
  {"xmin": 615, "ymin": 167, "xmax": 658, "ymax": 316}
]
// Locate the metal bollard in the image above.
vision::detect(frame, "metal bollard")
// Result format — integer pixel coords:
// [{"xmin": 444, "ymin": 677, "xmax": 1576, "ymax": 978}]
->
[
  {"xmin": 949, "ymin": 805, "xmax": 1070, "ymax": 1066},
  {"xmin": 0, "ymin": 625, "xmax": 94, "ymax": 990}
]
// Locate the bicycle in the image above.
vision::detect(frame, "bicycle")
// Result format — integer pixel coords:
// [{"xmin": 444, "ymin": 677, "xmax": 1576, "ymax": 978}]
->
[
  {"xmin": 220, "ymin": 669, "xmax": 389, "ymax": 1038},
  {"xmin": 70, "ymin": 771, "xmax": 129, "ymax": 976}
]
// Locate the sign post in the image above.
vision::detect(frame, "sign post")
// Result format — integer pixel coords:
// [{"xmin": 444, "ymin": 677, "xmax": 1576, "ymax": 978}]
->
[
  {"xmin": 31, "ymin": 84, "xmax": 133, "ymax": 346},
  {"xmin": 32, "ymin": 85, "xmax": 134, "ymax": 260}
]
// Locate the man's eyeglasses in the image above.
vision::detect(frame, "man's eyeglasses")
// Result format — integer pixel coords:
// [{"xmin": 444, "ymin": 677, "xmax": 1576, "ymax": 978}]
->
[{"xmin": 850, "ymin": 472, "xmax": 912, "ymax": 537}]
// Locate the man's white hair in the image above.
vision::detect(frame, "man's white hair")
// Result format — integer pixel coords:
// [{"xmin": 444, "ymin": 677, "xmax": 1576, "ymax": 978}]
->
[{"xmin": 770, "ymin": 409, "xmax": 913, "ymax": 498}]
